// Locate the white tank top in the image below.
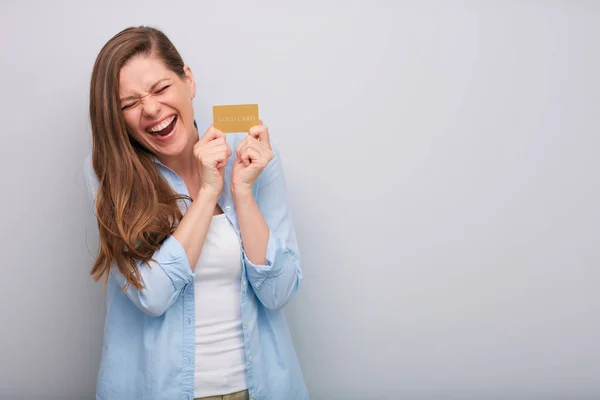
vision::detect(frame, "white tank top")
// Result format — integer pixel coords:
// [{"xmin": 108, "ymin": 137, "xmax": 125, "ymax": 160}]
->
[{"xmin": 193, "ymin": 213, "xmax": 248, "ymax": 398}]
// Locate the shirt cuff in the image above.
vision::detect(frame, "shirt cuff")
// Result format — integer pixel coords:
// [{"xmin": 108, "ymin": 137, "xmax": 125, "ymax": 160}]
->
[
  {"xmin": 243, "ymin": 229, "xmax": 294, "ymax": 288},
  {"xmin": 153, "ymin": 235, "xmax": 194, "ymax": 290}
]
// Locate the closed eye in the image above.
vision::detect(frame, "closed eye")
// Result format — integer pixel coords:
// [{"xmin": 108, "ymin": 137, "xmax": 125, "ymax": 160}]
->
[
  {"xmin": 155, "ymin": 85, "xmax": 170, "ymax": 94},
  {"xmin": 120, "ymin": 84, "xmax": 170, "ymax": 110},
  {"xmin": 121, "ymin": 101, "xmax": 138, "ymax": 110}
]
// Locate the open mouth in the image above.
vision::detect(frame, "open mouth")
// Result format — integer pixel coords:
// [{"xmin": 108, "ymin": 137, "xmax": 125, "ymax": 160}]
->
[{"xmin": 147, "ymin": 115, "xmax": 177, "ymax": 137}]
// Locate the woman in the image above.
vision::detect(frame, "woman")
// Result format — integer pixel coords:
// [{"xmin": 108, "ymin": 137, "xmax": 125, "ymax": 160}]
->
[{"xmin": 83, "ymin": 26, "xmax": 308, "ymax": 400}]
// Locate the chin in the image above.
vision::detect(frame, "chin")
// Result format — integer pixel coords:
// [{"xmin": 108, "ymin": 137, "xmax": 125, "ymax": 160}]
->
[{"xmin": 151, "ymin": 135, "xmax": 189, "ymax": 158}]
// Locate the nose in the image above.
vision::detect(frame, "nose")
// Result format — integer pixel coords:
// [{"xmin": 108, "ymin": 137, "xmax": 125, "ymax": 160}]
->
[{"xmin": 141, "ymin": 96, "xmax": 161, "ymax": 118}]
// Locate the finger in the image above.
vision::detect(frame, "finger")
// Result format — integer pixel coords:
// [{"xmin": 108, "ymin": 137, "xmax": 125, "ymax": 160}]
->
[
  {"xmin": 226, "ymin": 141, "xmax": 232, "ymax": 159},
  {"xmin": 241, "ymin": 149, "xmax": 250, "ymax": 167},
  {"xmin": 236, "ymin": 136, "xmax": 259, "ymax": 163},
  {"xmin": 208, "ymin": 143, "xmax": 229, "ymax": 154},
  {"xmin": 240, "ymin": 147, "xmax": 260, "ymax": 167},
  {"xmin": 235, "ymin": 139, "xmax": 249, "ymax": 164},
  {"xmin": 194, "ymin": 138, "xmax": 226, "ymax": 162},
  {"xmin": 214, "ymin": 144, "xmax": 231, "ymax": 161},
  {"xmin": 250, "ymin": 131, "xmax": 270, "ymax": 151},
  {"xmin": 245, "ymin": 140, "xmax": 266, "ymax": 162},
  {"xmin": 216, "ymin": 153, "xmax": 228, "ymax": 169},
  {"xmin": 222, "ymin": 143, "xmax": 233, "ymax": 167},
  {"xmin": 248, "ymin": 124, "xmax": 268, "ymax": 141},
  {"xmin": 204, "ymin": 136, "xmax": 227, "ymax": 149},
  {"xmin": 216, "ymin": 159, "xmax": 227, "ymax": 169},
  {"xmin": 212, "ymin": 150, "xmax": 228, "ymax": 168},
  {"xmin": 200, "ymin": 143, "xmax": 229, "ymax": 165}
]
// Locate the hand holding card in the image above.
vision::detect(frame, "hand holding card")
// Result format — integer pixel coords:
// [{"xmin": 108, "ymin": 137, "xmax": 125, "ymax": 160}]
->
[
  {"xmin": 193, "ymin": 125, "xmax": 231, "ymax": 198},
  {"xmin": 230, "ymin": 120, "xmax": 274, "ymax": 195}
]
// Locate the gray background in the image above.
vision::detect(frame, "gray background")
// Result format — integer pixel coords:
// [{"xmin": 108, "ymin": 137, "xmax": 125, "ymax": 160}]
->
[{"xmin": 1, "ymin": 1, "xmax": 599, "ymax": 399}]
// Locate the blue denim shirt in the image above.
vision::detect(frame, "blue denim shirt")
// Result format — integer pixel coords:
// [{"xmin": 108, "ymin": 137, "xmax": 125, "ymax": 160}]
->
[{"xmin": 83, "ymin": 126, "xmax": 308, "ymax": 400}]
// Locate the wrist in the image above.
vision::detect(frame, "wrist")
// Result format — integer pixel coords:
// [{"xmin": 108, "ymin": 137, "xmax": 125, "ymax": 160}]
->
[
  {"xmin": 198, "ymin": 186, "xmax": 221, "ymax": 203},
  {"xmin": 231, "ymin": 184, "xmax": 253, "ymax": 199}
]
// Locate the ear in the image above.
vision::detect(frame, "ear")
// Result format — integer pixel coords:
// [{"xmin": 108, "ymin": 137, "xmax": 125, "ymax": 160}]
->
[{"xmin": 183, "ymin": 65, "xmax": 196, "ymax": 99}]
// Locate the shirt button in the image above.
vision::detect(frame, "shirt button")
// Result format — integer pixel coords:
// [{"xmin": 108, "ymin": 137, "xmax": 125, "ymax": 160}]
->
[
  {"xmin": 251, "ymin": 394, "xmax": 256, "ymax": 399},
  {"xmin": 242, "ymin": 280, "xmax": 247, "ymax": 287},
  {"xmin": 243, "ymin": 321, "xmax": 248, "ymax": 327},
  {"xmin": 248, "ymin": 355, "xmax": 253, "ymax": 361},
  {"xmin": 225, "ymin": 205, "xmax": 232, "ymax": 212}
]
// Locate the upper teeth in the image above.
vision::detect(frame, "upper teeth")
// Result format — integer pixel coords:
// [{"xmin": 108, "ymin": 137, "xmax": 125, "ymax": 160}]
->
[{"xmin": 149, "ymin": 115, "xmax": 175, "ymax": 132}]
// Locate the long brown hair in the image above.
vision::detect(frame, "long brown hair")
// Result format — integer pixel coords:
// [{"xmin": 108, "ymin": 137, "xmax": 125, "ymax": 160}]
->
[{"xmin": 89, "ymin": 26, "xmax": 190, "ymax": 290}]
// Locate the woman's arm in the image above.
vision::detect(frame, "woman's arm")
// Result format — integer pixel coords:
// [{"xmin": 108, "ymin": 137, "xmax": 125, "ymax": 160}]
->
[
  {"xmin": 233, "ymin": 140, "xmax": 303, "ymax": 310},
  {"xmin": 83, "ymin": 155, "xmax": 194, "ymax": 317},
  {"xmin": 82, "ymin": 128, "xmax": 229, "ymax": 317}
]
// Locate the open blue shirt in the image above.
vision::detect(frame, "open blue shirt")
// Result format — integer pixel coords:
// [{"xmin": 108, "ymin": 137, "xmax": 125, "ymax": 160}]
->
[{"xmin": 83, "ymin": 127, "xmax": 308, "ymax": 400}]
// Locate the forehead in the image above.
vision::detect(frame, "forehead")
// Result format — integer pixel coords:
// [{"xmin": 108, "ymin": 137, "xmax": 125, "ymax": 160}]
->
[{"xmin": 119, "ymin": 55, "xmax": 174, "ymax": 94}]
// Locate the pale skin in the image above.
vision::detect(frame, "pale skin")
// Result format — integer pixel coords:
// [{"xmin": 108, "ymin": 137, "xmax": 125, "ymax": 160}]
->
[{"xmin": 119, "ymin": 53, "xmax": 272, "ymax": 271}]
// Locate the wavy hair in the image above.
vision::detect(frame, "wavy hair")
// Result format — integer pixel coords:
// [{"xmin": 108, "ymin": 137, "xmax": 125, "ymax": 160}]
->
[{"xmin": 88, "ymin": 26, "xmax": 190, "ymax": 290}]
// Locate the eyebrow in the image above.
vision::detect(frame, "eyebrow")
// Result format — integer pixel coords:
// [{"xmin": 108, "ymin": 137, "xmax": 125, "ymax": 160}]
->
[{"xmin": 119, "ymin": 78, "xmax": 171, "ymax": 103}]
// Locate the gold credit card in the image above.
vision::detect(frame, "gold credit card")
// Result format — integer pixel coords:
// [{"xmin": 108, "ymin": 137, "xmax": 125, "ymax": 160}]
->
[{"xmin": 213, "ymin": 104, "xmax": 260, "ymax": 133}]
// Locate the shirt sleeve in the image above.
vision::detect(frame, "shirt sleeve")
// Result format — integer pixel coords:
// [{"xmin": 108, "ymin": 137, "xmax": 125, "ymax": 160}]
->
[
  {"xmin": 83, "ymin": 154, "xmax": 194, "ymax": 317},
  {"xmin": 242, "ymin": 141, "xmax": 303, "ymax": 310}
]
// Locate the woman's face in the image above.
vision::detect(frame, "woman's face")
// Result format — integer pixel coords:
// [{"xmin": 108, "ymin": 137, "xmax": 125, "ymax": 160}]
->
[{"xmin": 118, "ymin": 54, "xmax": 196, "ymax": 158}]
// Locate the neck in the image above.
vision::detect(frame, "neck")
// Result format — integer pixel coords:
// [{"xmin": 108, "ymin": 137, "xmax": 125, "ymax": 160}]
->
[{"xmin": 157, "ymin": 125, "xmax": 199, "ymax": 183}]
